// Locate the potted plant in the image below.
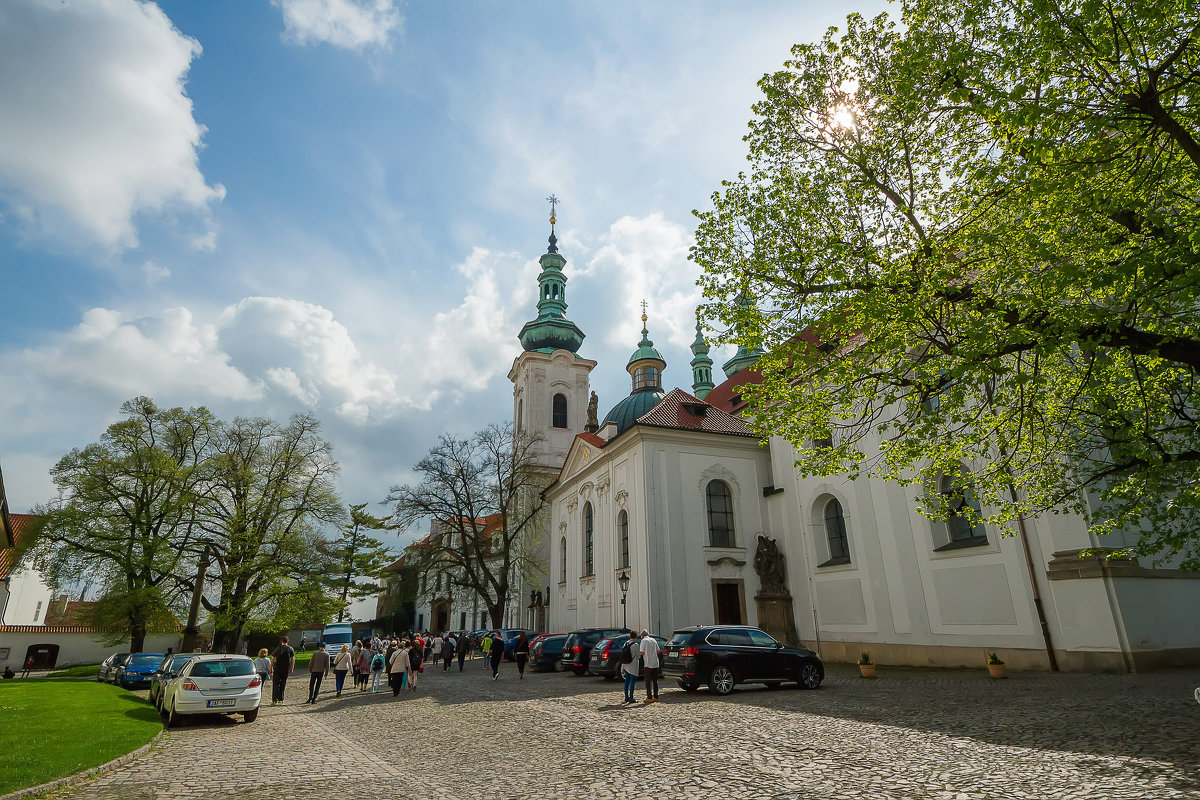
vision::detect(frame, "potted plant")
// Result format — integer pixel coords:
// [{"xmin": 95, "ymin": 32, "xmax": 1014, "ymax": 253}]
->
[
  {"xmin": 986, "ymin": 651, "xmax": 1006, "ymax": 678},
  {"xmin": 857, "ymin": 651, "xmax": 876, "ymax": 678}
]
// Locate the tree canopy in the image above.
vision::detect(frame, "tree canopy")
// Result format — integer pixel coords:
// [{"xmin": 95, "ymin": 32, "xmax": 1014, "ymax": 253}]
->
[
  {"xmin": 692, "ymin": 0, "xmax": 1200, "ymax": 567},
  {"xmin": 323, "ymin": 502, "xmax": 396, "ymax": 622}
]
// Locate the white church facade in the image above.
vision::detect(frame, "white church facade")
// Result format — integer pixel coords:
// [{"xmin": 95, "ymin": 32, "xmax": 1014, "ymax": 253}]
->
[{"xmin": 508, "ymin": 215, "xmax": 1200, "ymax": 673}]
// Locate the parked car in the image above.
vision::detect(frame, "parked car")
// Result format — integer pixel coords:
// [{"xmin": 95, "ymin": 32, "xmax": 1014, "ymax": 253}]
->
[
  {"xmin": 160, "ymin": 654, "xmax": 262, "ymax": 727},
  {"xmin": 97, "ymin": 652, "xmax": 129, "ymax": 683},
  {"xmin": 150, "ymin": 653, "xmax": 201, "ymax": 711},
  {"xmin": 529, "ymin": 634, "xmax": 567, "ymax": 671},
  {"xmin": 113, "ymin": 653, "xmax": 166, "ymax": 689},
  {"xmin": 660, "ymin": 625, "xmax": 824, "ymax": 695},
  {"xmin": 560, "ymin": 628, "xmax": 627, "ymax": 675},
  {"xmin": 588, "ymin": 633, "xmax": 667, "ymax": 680}
]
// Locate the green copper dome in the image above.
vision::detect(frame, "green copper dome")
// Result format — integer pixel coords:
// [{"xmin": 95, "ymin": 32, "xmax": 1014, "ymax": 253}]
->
[
  {"xmin": 690, "ymin": 312, "xmax": 715, "ymax": 400},
  {"xmin": 626, "ymin": 321, "xmax": 665, "ymax": 367},
  {"xmin": 601, "ymin": 387, "xmax": 667, "ymax": 436},
  {"xmin": 518, "ymin": 227, "xmax": 586, "ymax": 354}
]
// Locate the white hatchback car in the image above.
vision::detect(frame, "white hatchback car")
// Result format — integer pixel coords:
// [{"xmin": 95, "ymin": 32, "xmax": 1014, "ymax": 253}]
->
[{"xmin": 159, "ymin": 654, "xmax": 262, "ymax": 727}]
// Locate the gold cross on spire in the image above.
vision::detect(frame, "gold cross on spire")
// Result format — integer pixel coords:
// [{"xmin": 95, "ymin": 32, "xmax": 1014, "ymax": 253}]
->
[
  {"xmin": 641, "ymin": 298, "xmax": 648, "ymax": 324},
  {"xmin": 546, "ymin": 194, "xmax": 560, "ymax": 229}
]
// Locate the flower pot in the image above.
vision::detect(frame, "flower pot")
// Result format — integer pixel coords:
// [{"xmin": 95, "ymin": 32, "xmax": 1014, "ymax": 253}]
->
[
  {"xmin": 987, "ymin": 663, "xmax": 1007, "ymax": 679},
  {"xmin": 858, "ymin": 664, "xmax": 876, "ymax": 678}
]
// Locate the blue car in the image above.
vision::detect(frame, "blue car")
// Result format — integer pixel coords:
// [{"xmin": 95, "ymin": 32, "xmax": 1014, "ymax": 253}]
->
[{"xmin": 113, "ymin": 653, "xmax": 167, "ymax": 689}]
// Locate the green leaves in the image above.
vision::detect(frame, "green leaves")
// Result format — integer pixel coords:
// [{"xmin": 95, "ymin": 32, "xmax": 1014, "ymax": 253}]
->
[{"xmin": 692, "ymin": 0, "xmax": 1200, "ymax": 568}]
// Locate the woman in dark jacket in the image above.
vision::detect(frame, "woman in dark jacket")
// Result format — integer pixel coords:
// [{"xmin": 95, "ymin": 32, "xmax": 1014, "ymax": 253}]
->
[{"xmin": 513, "ymin": 632, "xmax": 529, "ymax": 680}]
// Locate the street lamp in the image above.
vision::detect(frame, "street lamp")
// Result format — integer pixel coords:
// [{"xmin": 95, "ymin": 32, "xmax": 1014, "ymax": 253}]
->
[{"xmin": 617, "ymin": 569, "xmax": 631, "ymax": 630}]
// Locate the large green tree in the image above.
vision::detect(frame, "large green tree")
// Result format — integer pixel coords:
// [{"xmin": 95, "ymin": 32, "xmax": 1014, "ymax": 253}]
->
[
  {"xmin": 33, "ymin": 398, "xmax": 215, "ymax": 650},
  {"xmin": 692, "ymin": 0, "xmax": 1200, "ymax": 566},
  {"xmin": 323, "ymin": 503, "xmax": 396, "ymax": 622},
  {"xmin": 198, "ymin": 413, "xmax": 344, "ymax": 651}
]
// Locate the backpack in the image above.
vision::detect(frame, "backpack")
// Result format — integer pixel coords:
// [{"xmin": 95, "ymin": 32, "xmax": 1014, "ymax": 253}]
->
[
  {"xmin": 620, "ymin": 640, "xmax": 637, "ymax": 664},
  {"xmin": 371, "ymin": 653, "xmax": 384, "ymax": 671}
]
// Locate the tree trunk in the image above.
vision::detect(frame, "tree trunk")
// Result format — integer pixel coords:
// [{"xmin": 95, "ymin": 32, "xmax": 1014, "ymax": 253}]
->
[
  {"xmin": 129, "ymin": 622, "xmax": 147, "ymax": 653},
  {"xmin": 489, "ymin": 602, "xmax": 505, "ymax": 629}
]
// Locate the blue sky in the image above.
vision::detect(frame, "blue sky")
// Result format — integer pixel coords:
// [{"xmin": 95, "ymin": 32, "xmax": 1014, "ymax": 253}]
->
[{"xmin": 0, "ymin": 0, "xmax": 885, "ymax": 543}]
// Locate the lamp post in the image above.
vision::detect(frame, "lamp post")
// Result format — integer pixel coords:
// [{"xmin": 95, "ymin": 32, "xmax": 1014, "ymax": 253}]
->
[{"xmin": 618, "ymin": 569, "xmax": 631, "ymax": 630}]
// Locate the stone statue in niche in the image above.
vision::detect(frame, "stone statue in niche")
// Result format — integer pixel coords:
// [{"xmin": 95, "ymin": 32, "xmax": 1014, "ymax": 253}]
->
[
  {"xmin": 530, "ymin": 589, "xmax": 538, "ymax": 606},
  {"xmin": 754, "ymin": 533, "xmax": 787, "ymax": 595},
  {"xmin": 585, "ymin": 391, "xmax": 599, "ymax": 433}
]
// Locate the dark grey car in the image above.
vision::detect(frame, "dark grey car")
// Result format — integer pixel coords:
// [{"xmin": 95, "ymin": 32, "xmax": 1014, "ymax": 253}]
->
[
  {"xmin": 150, "ymin": 654, "xmax": 200, "ymax": 710},
  {"xmin": 97, "ymin": 652, "xmax": 129, "ymax": 683}
]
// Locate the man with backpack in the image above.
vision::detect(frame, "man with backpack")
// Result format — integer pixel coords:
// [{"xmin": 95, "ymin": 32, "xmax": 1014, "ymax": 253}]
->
[
  {"xmin": 620, "ymin": 630, "xmax": 641, "ymax": 704},
  {"xmin": 269, "ymin": 636, "xmax": 295, "ymax": 705}
]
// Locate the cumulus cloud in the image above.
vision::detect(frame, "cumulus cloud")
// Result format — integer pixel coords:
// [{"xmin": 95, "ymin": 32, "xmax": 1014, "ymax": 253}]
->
[
  {"xmin": 0, "ymin": 0, "xmax": 224, "ymax": 249},
  {"xmin": 274, "ymin": 0, "xmax": 401, "ymax": 50}
]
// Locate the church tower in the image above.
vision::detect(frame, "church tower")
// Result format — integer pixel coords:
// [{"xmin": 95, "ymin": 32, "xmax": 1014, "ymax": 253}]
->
[
  {"xmin": 508, "ymin": 198, "xmax": 597, "ymax": 474},
  {"xmin": 690, "ymin": 311, "xmax": 715, "ymax": 400}
]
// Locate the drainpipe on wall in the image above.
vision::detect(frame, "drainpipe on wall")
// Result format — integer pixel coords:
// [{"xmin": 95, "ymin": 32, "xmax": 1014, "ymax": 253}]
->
[{"xmin": 1010, "ymin": 498, "xmax": 1059, "ymax": 672}]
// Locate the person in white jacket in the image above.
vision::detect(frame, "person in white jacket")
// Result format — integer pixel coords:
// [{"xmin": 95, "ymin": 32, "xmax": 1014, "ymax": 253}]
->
[
  {"xmin": 388, "ymin": 642, "xmax": 410, "ymax": 697},
  {"xmin": 639, "ymin": 630, "xmax": 661, "ymax": 703},
  {"xmin": 333, "ymin": 644, "xmax": 354, "ymax": 697}
]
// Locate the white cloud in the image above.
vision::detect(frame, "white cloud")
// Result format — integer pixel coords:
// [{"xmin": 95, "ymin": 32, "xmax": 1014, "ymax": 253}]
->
[
  {"xmin": 142, "ymin": 261, "xmax": 171, "ymax": 284},
  {"xmin": 0, "ymin": 0, "xmax": 224, "ymax": 249},
  {"xmin": 274, "ymin": 0, "xmax": 401, "ymax": 50}
]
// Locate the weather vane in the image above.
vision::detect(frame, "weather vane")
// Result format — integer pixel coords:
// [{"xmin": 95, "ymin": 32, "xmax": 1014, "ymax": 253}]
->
[
  {"xmin": 641, "ymin": 299, "xmax": 648, "ymax": 322},
  {"xmin": 547, "ymin": 194, "xmax": 560, "ymax": 229}
]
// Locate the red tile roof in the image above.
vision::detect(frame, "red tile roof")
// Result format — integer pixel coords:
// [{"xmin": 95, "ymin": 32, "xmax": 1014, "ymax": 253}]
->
[
  {"xmin": 0, "ymin": 513, "xmax": 44, "ymax": 581},
  {"xmin": 577, "ymin": 432, "xmax": 606, "ymax": 449},
  {"xmin": 0, "ymin": 624, "xmax": 102, "ymax": 634},
  {"xmin": 636, "ymin": 388, "xmax": 756, "ymax": 437},
  {"xmin": 704, "ymin": 368, "xmax": 765, "ymax": 415}
]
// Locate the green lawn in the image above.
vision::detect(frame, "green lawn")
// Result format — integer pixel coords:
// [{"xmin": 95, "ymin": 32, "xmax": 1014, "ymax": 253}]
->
[
  {"xmin": 293, "ymin": 650, "xmax": 313, "ymax": 668},
  {"xmin": 0, "ymin": 679, "xmax": 161, "ymax": 795},
  {"xmin": 48, "ymin": 663, "xmax": 101, "ymax": 679}
]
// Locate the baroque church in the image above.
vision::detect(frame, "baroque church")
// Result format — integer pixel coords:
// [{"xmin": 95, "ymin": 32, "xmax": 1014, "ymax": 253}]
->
[{"xmin": 508, "ymin": 213, "xmax": 1200, "ymax": 673}]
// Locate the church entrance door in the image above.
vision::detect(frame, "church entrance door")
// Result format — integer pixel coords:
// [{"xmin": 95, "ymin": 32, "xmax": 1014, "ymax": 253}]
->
[{"xmin": 713, "ymin": 582, "xmax": 744, "ymax": 625}]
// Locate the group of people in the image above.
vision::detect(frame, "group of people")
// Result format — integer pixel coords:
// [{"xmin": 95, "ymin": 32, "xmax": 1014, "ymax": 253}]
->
[
  {"xmin": 620, "ymin": 629, "xmax": 662, "ymax": 704},
  {"xmin": 259, "ymin": 629, "xmax": 530, "ymax": 705}
]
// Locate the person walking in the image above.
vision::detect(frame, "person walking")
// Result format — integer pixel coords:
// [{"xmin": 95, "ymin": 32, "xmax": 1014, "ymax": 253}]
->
[
  {"xmin": 350, "ymin": 640, "xmax": 363, "ymax": 690},
  {"xmin": 370, "ymin": 649, "xmax": 386, "ymax": 692},
  {"xmin": 489, "ymin": 632, "xmax": 504, "ymax": 680},
  {"xmin": 254, "ymin": 648, "xmax": 273, "ymax": 687},
  {"xmin": 307, "ymin": 643, "xmax": 331, "ymax": 704},
  {"xmin": 270, "ymin": 636, "xmax": 295, "ymax": 705},
  {"xmin": 480, "ymin": 631, "xmax": 493, "ymax": 669},
  {"xmin": 20, "ymin": 655, "xmax": 34, "ymax": 678},
  {"xmin": 356, "ymin": 646, "xmax": 371, "ymax": 691},
  {"xmin": 442, "ymin": 634, "xmax": 455, "ymax": 671},
  {"xmin": 430, "ymin": 633, "xmax": 443, "ymax": 666},
  {"xmin": 457, "ymin": 633, "xmax": 468, "ymax": 671},
  {"xmin": 620, "ymin": 630, "xmax": 640, "ymax": 704},
  {"xmin": 639, "ymin": 629, "xmax": 660, "ymax": 703},
  {"xmin": 513, "ymin": 632, "xmax": 529, "ymax": 680},
  {"xmin": 387, "ymin": 640, "xmax": 410, "ymax": 696},
  {"xmin": 407, "ymin": 639, "xmax": 423, "ymax": 691},
  {"xmin": 333, "ymin": 644, "xmax": 353, "ymax": 697}
]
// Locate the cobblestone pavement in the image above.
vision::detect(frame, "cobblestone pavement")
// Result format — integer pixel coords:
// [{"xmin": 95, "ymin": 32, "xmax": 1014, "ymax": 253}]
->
[{"xmin": 46, "ymin": 658, "xmax": 1200, "ymax": 800}]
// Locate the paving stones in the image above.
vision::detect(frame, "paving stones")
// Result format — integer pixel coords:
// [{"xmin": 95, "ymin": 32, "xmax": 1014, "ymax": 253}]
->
[{"xmin": 45, "ymin": 662, "xmax": 1200, "ymax": 800}]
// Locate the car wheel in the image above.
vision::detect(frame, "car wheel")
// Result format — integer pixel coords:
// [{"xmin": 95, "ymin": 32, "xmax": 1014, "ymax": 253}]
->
[
  {"xmin": 708, "ymin": 665, "xmax": 735, "ymax": 695},
  {"xmin": 797, "ymin": 661, "xmax": 822, "ymax": 690},
  {"xmin": 242, "ymin": 708, "xmax": 259, "ymax": 723},
  {"xmin": 166, "ymin": 701, "xmax": 182, "ymax": 728},
  {"xmin": 677, "ymin": 680, "xmax": 698, "ymax": 693},
  {"xmin": 552, "ymin": 660, "xmax": 563, "ymax": 672}
]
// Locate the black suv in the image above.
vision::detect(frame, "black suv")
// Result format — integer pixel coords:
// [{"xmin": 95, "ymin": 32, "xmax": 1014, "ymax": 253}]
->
[
  {"xmin": 661, "ymin": 625, "xmax": 824, "ymax": 695},
  {"xmin": 587, "ymin": 633, "xmax": 667, "ymax": 679},
  {"xmin": 560, "ymin": 627, "xmax": 627, "ymax": 675}
]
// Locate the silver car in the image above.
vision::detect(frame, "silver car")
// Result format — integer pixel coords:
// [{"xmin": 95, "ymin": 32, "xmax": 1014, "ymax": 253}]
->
[{"xmin": 159, "ymin": 654, "xmax": 262, "ymax": 727}]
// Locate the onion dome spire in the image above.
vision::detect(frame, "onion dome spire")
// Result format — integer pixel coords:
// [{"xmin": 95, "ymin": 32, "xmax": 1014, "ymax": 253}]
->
[
  {"xmin": 721, "ymin": 292, "xmax": 765, "ymax": 379},
  {"xmin": 690, "ymin": 310, "xmax": 715, "ymax": 400},
  {"xmin": 517, "ymin": 195, "xmax": 585, "ymax": 354},
  {"xmin": 601, "ymin": 301, "xmax": 668, "ymax": 435}
]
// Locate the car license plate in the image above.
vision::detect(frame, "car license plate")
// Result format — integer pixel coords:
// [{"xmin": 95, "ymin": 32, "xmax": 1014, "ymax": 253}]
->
[{"xmin": 206, "ymin": 699, "xmax": 237, "ymax": 707}]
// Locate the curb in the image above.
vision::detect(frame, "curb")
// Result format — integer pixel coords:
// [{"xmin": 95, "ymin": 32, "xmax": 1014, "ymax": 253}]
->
[{"xmin": 0, "ymin": 730, "xmax": 164, "ymax": 800}]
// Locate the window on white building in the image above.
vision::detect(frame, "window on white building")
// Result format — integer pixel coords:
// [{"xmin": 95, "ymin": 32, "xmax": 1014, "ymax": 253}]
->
[
  {"xmin": 559, "ymin": 537, "xmax": 567, "ymax": 583},
  {"xmin": 552, "ymin": 393, "xmax": 568, "ymax": 428},
  {"xmin": 819, "ymin": 497, "xmax": 851, "ymax": 566},
  {"xmin": 618, "ymin": 510, "xmax": 629, "ymax": 568},
  {"xmin": 933, "ymin": 470, "xmax": 988, "ymax": 551},
  {"xmin": 583, "ymin": 502, "xmax": 595, "ymax": 576},
  {"xmin": 33, "ymin": 600, "xmax": 43, "ymax": 623},
  {"xmin": 706, "ymin": 480, "xmax": 735, "ymax": 548}
]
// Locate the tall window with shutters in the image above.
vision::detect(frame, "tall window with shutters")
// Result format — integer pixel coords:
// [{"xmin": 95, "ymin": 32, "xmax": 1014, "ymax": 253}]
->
[
  {"xmin": 618, "ymin": 510, "xmax": 629, "ymax": 568},
  {"xmin": 582, "ymin": 503, "xmax": 595, "ymax": 576}
]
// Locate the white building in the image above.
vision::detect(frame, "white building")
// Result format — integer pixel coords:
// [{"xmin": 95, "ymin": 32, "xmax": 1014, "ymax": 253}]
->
[
  {"xmin": 0, "ymin": 514, "xmax": 52, "ymax": 626},
  {"xmin": 513, "ymin": 222, "xmax": 1200, "ymax": 673}
]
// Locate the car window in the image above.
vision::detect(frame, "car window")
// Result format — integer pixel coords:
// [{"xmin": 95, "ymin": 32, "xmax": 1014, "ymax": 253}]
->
[
  {"xmin": 712, "ymin": 630, "xmax": 752, "ymax": 646},
  {"xmin": 190, "ymin": 660, "xmax": 254, "ymax": 678},
  {"xmin": 667, "ymin": 632, "xmax": 693, "ymax": 646},
  {"xmin": 130, "ymin": 654, "xmax": 164, "ymax": 665},
  {"xmin": 594, "ymin": 639, "xmax": 610, "ymax": 650},
  {"xmin": 746, "ymin": 629, "xmax": 778, "ymax": 647},
  {"xmin": 582, "ymin": 633, "xmax": 603, "ymax": 645}
]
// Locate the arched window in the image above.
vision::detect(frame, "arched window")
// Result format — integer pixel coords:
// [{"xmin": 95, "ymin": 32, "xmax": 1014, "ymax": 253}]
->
[
  {"xmin": 633, "ymin": 368, "xmax": 646, "ymax": 390},
  {"xmin": 618, "ymin": 510, "xmax": 629, "ymax": 568},
  {"xmin": 935, "ymin": 471, "xmax": 987, "ymax": 549},
  {"xmin": 645, "ymin": 367, "xmax": 659, "ymax": 388},
  {"xmin": 823, "ymin": 498, "xmax": 850, "ymax": 562},
  {"xmin": 706, "ymin": 480, "xmax": 735, "ymax": 548},
  {"xmin": 583, "ymin": 503, "xmax": 595, "ymax": 575},
  {"xmin": 559, "ymin": 537, "xmax": 567, "ymax": 582},
  {"xmin": 552, "ymin": 393, "xmax": 568, "ymax": 428}
]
